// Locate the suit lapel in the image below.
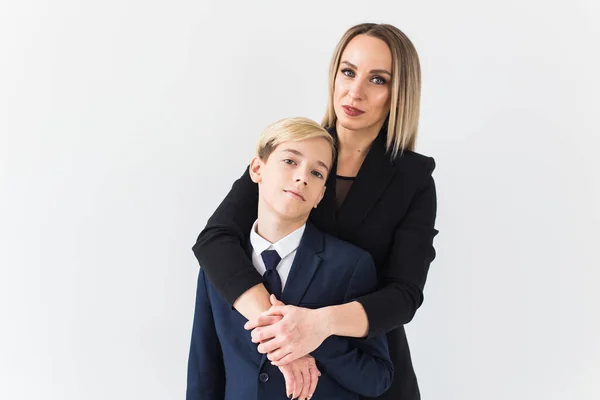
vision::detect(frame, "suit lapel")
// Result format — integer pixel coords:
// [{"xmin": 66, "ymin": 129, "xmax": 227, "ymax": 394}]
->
[
  {"xmin": 336, "ymin": 130, "xmax": 396, "ymax": 238},
  {"xmin": 281, "ymin": 222, "xmax": 324, "ymax": 306},
  {"xmin": 258, "ymin": 222, "xmax": 324, "ymax": 371},
  {"xmin": 309, "ymin": 127, "xmax": 338, "ymax": 236}
]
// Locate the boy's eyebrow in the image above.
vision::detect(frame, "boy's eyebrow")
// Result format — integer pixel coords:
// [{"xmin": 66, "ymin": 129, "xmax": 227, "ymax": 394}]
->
[
  {"xmin": 341, "ymin": 60, "xmax": 392, "ymax": 76},
  {"xmin": 282, "ymin": 149, "xmax": 330, "ymax": 172}
]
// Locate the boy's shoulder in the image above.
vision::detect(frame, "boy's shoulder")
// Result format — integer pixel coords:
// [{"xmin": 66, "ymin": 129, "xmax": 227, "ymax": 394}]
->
[
  {"xmin": 312, "ymin": 225, "xmax": 373, "ymax": 267},
  {"xmin": 322, "ymin": 231, "xmax": 368, "ymax": 255}
]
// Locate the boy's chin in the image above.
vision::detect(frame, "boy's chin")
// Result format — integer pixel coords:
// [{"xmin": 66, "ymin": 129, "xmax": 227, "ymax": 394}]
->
[{"xmin": 274, "ymin": 206, "xmax": 311, "ymax": 222}]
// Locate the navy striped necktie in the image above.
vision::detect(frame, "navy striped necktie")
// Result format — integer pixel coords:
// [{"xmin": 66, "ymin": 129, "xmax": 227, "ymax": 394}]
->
[{"xmin": 261, "ymin": 250, "xmax": 282, "ymax": 298}]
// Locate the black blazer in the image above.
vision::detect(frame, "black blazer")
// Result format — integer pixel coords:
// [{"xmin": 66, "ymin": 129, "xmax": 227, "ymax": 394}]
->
[{"xmin": 193, "ymin": 127, "xmax": 438, "ymax": 400}]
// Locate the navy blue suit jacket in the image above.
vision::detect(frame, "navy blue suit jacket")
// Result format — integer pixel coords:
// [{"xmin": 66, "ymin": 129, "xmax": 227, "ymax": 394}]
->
[{"xmin": 187, "ymin": 222, "xmax": 393, "ymax": 399}]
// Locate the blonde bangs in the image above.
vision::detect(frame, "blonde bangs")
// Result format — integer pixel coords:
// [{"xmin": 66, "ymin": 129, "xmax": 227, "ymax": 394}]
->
[{"xmin": 257, "ymin": 117, "xmax": 336, "ymax": 162}]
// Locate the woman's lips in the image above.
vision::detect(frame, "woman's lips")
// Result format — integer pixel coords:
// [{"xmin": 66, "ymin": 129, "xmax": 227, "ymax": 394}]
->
[{"xmin": 342, "ymin": 105, "xmax": 365, "ymax": 117}]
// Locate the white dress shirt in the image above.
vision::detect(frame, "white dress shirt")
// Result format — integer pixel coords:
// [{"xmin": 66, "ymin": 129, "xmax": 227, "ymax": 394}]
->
[{"xmin": 249, "ymin": 220, "xmax": 305, "ymax": 292}]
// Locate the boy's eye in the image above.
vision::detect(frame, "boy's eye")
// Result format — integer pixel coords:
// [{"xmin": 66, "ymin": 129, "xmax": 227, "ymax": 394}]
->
[
  {"xmin": 283, "ymin": 159, "xmax": 296, "ymax": 165},
  {"xmin": 312, "ymin": 171, "xmax": 324, "ymax": 179}
]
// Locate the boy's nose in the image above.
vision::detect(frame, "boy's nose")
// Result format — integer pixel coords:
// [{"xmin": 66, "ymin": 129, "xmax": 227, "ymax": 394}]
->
[
  {"xmin": 295, "ymin": 177, "xmax": 308, "ymax": 186},
  {"xmin": 294, "ymin": 169, "xmax": 309, "ymax": 185}
]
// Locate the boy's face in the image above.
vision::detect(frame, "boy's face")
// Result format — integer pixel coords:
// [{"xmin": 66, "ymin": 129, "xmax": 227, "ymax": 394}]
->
[{"xmin": 250, "ymin": 137, "xmax": 332, "ymax": 222}]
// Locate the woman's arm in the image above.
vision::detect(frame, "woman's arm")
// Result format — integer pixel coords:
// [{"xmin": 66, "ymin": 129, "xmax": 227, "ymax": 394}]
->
[
  {"xmin": 324, "ymin": 163, "xmax": 438, "ymax": 338},
  {"xmin": 354, "ymin": 158, "xmax": 438, "ymax": 337},
  {"xmin": 248, "ymin": 158, "xmax": 438, "ymax": 359},
  {"xmin": 320, "ymin": 301, "xmax": 369, "ymax": 338},
  {"xmin": 192, "ymin": 166, "xmax": 271, "ymax": 320}
]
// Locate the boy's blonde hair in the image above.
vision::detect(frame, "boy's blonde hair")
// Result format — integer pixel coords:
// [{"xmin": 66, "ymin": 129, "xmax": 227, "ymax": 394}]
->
[{"xmin": 257, "ymin": 117, "xmax": 336, "ymax": 164}]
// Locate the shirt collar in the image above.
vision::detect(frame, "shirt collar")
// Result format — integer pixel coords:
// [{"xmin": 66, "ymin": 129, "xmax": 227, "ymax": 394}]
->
[{"xmin": 250, "ymin": 220, "xmax": 305, "ymax": 259}]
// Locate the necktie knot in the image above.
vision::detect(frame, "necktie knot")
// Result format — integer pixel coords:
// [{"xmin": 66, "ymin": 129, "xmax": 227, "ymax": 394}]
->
[{"xmin": 261, "ymin": 250, "xmax": 281, "ymax": 272}]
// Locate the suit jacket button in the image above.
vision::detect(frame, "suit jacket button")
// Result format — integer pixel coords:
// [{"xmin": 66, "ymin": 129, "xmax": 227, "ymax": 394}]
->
[{"xmin": 259, "ymin": 372, "xmax": 269, "ymax": 383}]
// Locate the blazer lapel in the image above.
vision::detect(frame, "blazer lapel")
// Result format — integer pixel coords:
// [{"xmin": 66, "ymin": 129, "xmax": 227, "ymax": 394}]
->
[
  {"xmin": 280, "ymin": 222, "xmax": 324, "ymax": 306},
  {"xmin": 309, "ymin": 127, "xmax": 338, "ymax": 236},
  {"xmin": 258, "ymin": 222, "xmax": 324, "ymax": 371},
  {"xmin": 336, "ymin": 131, "xmax": 396, "ymax": 238}
]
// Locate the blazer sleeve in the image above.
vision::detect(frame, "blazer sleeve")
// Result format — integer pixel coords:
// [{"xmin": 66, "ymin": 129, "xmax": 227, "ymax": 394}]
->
[
  {"xmin": 192, "ymin": 167, "xmax": 263, "ymax": 305},
  {"xmin": 356, "ymin": 157, "xmax": 439, "ymax": 337},
  {"xmin": 310, "ymin": 252, "xmax": 394, "ymax": 398},
  {"xmin": 186, "ymin": 269, "xmax": 225, "ymax": 400}
]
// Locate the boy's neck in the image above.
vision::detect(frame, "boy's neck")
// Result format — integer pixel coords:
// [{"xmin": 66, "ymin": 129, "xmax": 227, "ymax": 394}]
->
[{"xmin": 255, "ymin": 203, "xmax": 307, "ymax": 244}]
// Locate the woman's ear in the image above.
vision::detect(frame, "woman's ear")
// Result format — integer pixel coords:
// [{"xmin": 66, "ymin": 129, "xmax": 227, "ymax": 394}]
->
[{"xmin": 249, "ymin": 156, "xmax": 263, "ymax": 183}]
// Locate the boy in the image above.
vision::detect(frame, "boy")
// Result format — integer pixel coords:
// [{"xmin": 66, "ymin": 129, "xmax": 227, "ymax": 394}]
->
[{"xmin": 187, "ymin": 117, "xmax": 392, "ymax": 399}]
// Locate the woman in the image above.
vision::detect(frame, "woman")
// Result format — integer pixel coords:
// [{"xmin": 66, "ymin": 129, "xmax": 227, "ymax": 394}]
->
[{"xmin": 193, "ymin": 23, "xmax": 438, "ymax": 400}]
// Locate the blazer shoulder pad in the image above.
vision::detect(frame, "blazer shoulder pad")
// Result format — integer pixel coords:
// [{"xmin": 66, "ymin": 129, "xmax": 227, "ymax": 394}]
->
[
  {"xmin": 320, "ymin": 231, "xmax": 373, "ymax": 261},
  {"xmin": 392, "ymin": 150, "xmax": 436, "ymax": 187},
  {"xmin": 394, "ymin": 150, "xmax": 435, "ymax": 171}
]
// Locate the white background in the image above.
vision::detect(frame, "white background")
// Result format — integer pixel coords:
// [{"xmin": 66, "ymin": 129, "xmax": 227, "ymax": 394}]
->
[{"xmin": 1, "ymin": 1, "xmax": 599, "ymax": 399}]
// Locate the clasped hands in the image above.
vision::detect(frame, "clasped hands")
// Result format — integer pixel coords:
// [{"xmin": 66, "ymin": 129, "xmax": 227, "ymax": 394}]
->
[{"xmin": 244, "ymin": 294, "xmax": 330, "ymax": 399}]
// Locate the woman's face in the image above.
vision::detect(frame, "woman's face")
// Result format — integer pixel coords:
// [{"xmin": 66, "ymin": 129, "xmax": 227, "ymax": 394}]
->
[{"xmin": 333, "ymin": 34, "xmax": 393, "ymax": 135}]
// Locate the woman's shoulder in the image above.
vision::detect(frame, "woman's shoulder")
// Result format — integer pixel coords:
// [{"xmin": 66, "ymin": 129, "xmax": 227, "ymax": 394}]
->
[{"xmin": 390, "ymin": 149, "xmax": 436, "ymax": 182}]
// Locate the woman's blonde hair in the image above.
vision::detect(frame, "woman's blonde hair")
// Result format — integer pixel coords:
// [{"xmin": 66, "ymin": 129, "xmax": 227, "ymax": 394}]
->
[
  {"xmin": 322, "ymin": 23, "xmax": 421, "ymax": 157},
  {"xmin": 257, "ymin": 117, "xmax": 336, "ymax": 166}
]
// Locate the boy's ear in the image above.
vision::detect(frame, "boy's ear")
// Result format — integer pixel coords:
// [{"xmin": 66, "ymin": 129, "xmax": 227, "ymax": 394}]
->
[
  {"xmin": 313, "ymin": 185, "xmax": 327, "ymax": 208},
  {"xmin": 249, "ymin": 156, "xmax": 263, "ymax": 184}
]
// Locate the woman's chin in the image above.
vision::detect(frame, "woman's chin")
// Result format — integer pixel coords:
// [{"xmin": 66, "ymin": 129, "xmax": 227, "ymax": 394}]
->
[{"xmin": 337, "ymin": 117, "xmax": 367, "ymax": 132}]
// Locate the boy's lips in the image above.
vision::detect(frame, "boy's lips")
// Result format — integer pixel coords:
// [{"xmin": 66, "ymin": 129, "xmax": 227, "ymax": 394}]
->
[{"xmin": 284, "ymin": 189, "xmax": 305, "ymax": 201}]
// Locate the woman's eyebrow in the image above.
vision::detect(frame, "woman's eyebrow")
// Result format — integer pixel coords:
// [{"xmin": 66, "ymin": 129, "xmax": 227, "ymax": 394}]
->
[
  {"xmin": 341, "ymin": 60, "xmax": 391, "ymax": 76},
  {"xmin": 370, "ymin": 68, "xmax": 392, "ymax": 76}
]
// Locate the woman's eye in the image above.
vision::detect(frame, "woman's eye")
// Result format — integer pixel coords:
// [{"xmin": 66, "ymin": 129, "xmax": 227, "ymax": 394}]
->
[
  {"xmin": 341, "ymin": 68, "xmax": 355, "ymax": 77},
  {"xmin": 371, "ymin": 76, "xmax": 387, "ymax": 85},
  {"xmin": 312, "ymin": 171, "xmax": 324, "ymax": 179}
]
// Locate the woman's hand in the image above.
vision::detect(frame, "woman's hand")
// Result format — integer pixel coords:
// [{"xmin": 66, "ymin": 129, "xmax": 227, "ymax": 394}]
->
[
  {"xmin": 244, "ymin": 295, "xmax": 332, "ymax": 365},
  {"xmin": 278, "ymin": 355, "xmax": 321, "ymax": 400}
]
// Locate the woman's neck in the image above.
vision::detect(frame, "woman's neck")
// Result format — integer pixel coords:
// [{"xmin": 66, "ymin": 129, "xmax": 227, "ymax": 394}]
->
[
  {"xmin": 335, "ymin": 122, "xmax": 381, "ymax": 155},
  {"xmin": 335, "ymin": 121, "xmax": 382, "ymax": 175}
]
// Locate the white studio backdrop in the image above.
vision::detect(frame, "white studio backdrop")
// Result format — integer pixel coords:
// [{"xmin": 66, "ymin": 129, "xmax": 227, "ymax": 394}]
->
[{"xmin": 1, "ymin": 1, "xmax": 599, "ymax": 399}]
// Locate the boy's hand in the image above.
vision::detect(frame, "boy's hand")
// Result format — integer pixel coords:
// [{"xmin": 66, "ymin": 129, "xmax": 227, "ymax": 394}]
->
[{"xmin": 277, "ymin": 355, "xmax": 321, "ymax": 400}]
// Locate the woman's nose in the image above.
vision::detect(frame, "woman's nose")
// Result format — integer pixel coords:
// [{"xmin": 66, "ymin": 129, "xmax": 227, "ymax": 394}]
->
[{"xmin": 348, "ymin": 79, "xmax": 365, "ymax": 100}]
